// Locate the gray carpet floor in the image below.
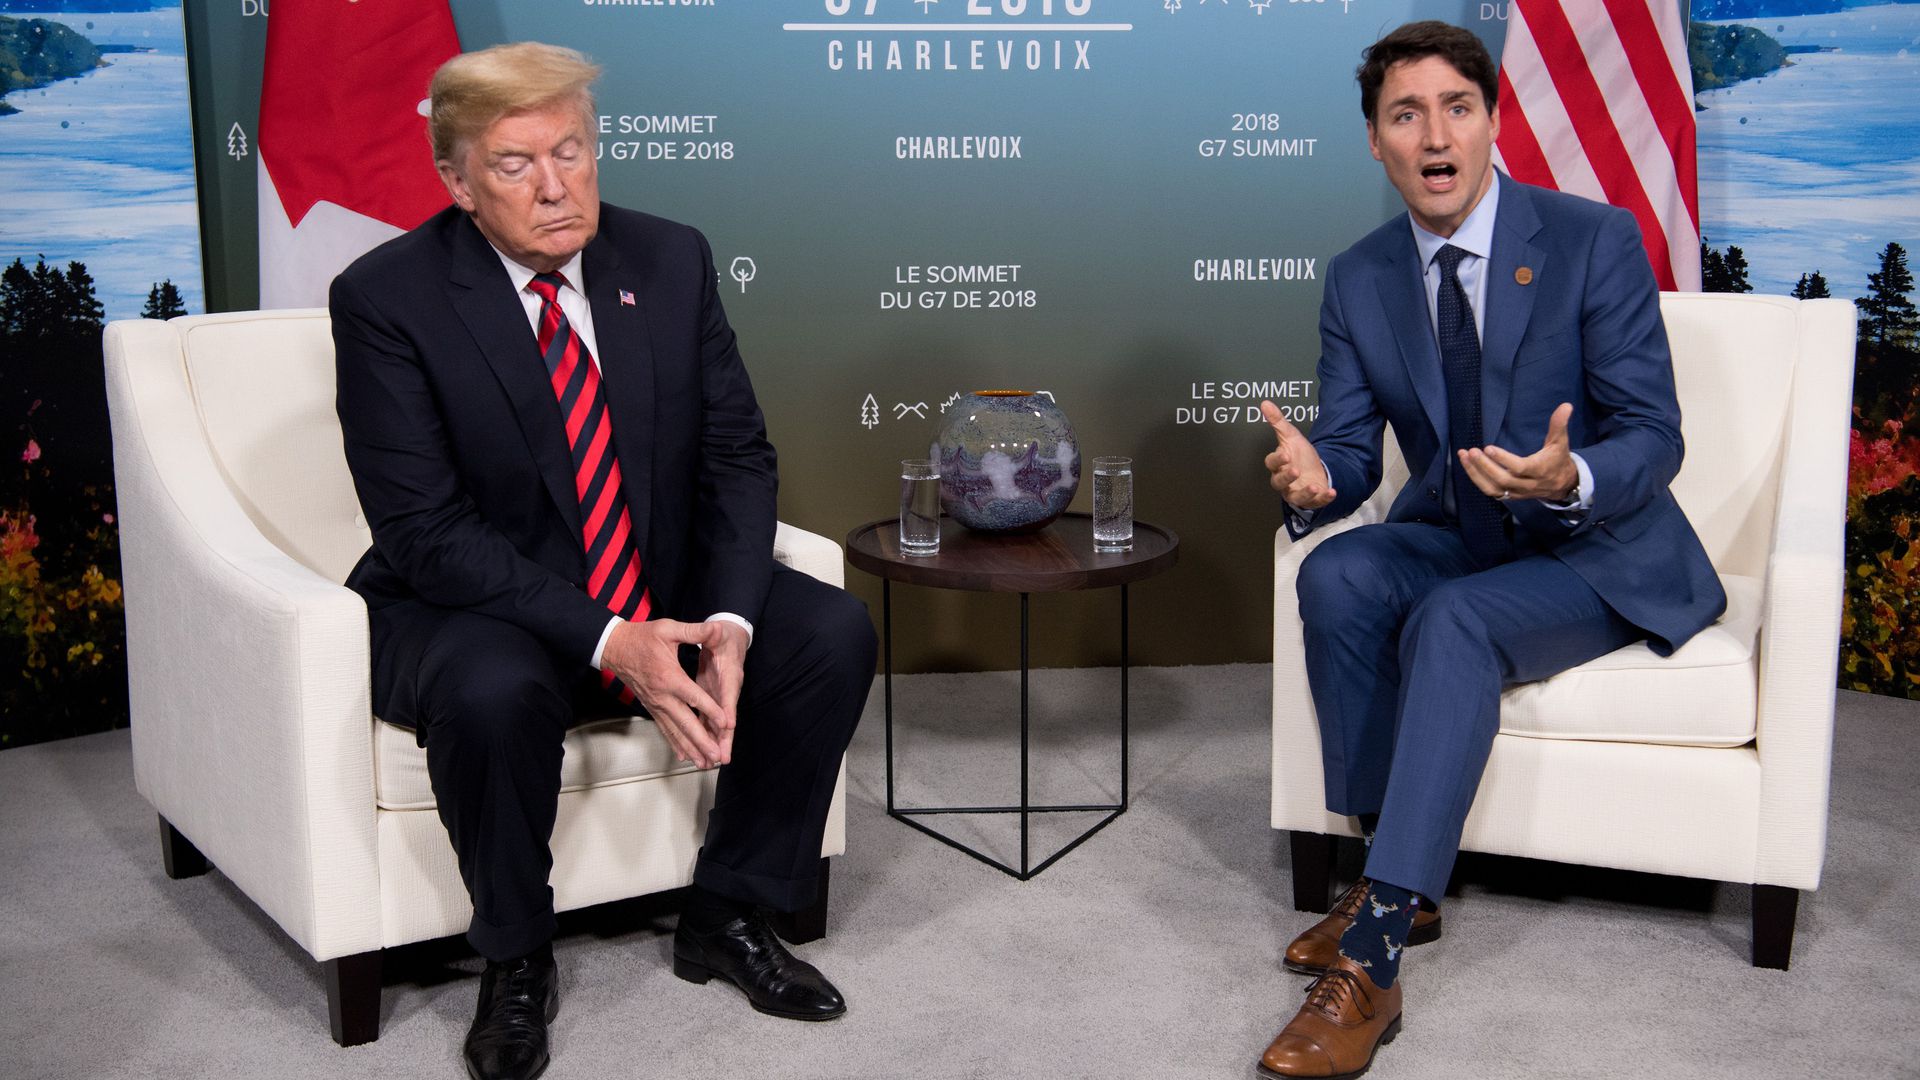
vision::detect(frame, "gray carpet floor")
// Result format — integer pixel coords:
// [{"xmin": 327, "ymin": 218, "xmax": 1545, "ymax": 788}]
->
[{"xmin": 2, "ymin": 664, "xmax": 1916, "ymax": 1080}]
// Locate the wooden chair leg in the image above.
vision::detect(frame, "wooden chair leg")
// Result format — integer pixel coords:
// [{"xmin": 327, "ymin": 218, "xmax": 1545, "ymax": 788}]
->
[
  {"xmin": 158, "ymin": 815, "xmax": 208, "ymax": 879},
  {"xmin": 771, "ymin": 858, "xmax": 831, "ymax": 945},
  {"xmin": 1289, "ymin": 831, "xmax": 1335, "ymax": 914},
  {"xmin": 325, "ymin": 951, "xmax": 383, "ymax": 1046},
  {"xmin": 1752, "ymin": 884, "xmax": 1799, "ymax": 970}
]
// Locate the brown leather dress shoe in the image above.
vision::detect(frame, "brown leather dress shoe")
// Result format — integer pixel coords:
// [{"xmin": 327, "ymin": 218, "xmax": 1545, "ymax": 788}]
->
[
  {"xmin": 1257, "ymin": 954, "xmax": 1403, "ymax": 1080},
  {"xmin": 1284, "ymin": 877, "xmax": 1441, "ymax": 975}
]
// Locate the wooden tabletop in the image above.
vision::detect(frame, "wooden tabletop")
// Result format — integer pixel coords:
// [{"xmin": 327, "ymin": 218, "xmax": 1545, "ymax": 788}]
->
[{"xmin": 845, "ymin": 512, "xmax": 1179, "ymax": 593}]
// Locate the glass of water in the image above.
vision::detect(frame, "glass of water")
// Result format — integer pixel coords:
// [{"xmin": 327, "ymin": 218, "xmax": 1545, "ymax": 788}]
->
[
  {"xmin": 899, "ymin": 459, "xmax": 941, "ymax": 557},
  {"xmin": 1092, "ymin": 456, "xmax": 1133, "ymax": 553}
]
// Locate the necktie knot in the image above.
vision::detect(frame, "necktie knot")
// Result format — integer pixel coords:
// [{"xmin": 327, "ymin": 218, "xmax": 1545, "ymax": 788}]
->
[
  {"xmin": 527, "ymin": 271, "xmax": 568, "ymax": 304},
  {"xmin": 1435, "ymin": 244, "xmax": 1468, "ymax": 283}
]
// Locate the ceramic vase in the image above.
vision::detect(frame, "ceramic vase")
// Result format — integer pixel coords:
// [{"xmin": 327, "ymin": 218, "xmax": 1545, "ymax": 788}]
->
[{"xmin": 931, "ymin": 390, "xmax": 1079, "ymax": 532}]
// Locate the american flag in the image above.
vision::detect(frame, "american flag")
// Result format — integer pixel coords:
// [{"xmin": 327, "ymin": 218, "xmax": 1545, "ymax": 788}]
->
[{"xmin": 1492, "ymin": 0, "xmax": 1702, "ymax": 292}]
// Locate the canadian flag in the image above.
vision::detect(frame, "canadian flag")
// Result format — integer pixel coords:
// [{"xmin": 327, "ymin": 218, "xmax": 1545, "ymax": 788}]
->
[
  {"xmin": 257, "ymin": 1, "xmax": 460, "ymax": 309},
  {"xmin": 1492, "ymin": 0, "xmax": 1702, "ymax": 292}
]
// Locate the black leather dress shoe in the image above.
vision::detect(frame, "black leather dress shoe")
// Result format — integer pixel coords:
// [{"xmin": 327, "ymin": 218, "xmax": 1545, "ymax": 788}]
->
[
  {"xmin": 463, "ymin": 953, "xmax": 559, "ymax": 1080},
  {"xmin": 672, "ymin": 909, "xmax": 847, "ymax": 1020}
]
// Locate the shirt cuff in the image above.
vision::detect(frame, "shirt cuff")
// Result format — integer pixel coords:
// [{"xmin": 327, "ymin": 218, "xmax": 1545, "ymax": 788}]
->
[
  {"xmin": 591, "ymin": 615, "xmax": 621, "ymax": 670},
  {"xmin": 706, "ymin": 612, "xmax": 754, "ymax": 648},
  {"xmin": 1540, "ymin": 452, "xmax": 1595, "ymax": 515}
]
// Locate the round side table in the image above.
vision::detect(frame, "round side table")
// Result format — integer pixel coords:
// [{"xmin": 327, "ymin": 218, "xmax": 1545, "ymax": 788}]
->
[{"xmin": 845, "ymin": 512, "xmax": 1179, "ymax": 879}]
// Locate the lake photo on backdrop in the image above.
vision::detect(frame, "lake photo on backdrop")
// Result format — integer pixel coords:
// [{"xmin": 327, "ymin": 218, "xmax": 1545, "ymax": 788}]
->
[
  {"xmin": 1, "ymin": 1, "xmax": 200, "ymax": 746},
  {"xmin": 1694, "ymin": 2, "xmax": 1920, "ymax": 296}
]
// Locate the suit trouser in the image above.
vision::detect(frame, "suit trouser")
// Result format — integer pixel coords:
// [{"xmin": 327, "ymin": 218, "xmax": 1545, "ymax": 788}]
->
[
  {"xmin": 379, "ymin": 564, "xmax": 877, "ymax": 962},
  {"xmin": 1296, "ymin": 523, "xmax": 1641, "ymax": 902}
]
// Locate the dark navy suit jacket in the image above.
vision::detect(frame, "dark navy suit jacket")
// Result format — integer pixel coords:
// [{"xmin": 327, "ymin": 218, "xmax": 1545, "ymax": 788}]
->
[
  {"xmin": 1289, "ymin": 177, "xmax": 1725, "ymax": 655},
  {"xmin": 331, "ymin": 204, "xmax": 777, "ymax": 725}
]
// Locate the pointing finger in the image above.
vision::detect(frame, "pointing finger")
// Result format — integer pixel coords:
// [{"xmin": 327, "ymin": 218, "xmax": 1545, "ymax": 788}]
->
[{"xmin": 1260, "ymin": 400, "xmax": 1300, "ymax": 443}]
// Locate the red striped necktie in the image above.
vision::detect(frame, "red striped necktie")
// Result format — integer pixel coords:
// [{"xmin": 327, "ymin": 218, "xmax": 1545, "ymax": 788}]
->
[{"xmin": 526, "ymin": 271, "xmax": 651, "ymax": 702}]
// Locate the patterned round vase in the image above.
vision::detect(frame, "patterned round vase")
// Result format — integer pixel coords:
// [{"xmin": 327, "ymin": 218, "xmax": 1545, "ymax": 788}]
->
[{"xmin": 932, "ymin": 390, "xmax": 1080, "ymax": 533}]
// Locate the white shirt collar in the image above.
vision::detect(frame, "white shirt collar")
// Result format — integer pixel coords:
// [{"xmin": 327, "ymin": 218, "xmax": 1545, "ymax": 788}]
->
[
  {"xmin": 1410, "ymin": 170, "xmax": 1501, "ymax": 269},
  {"xmin": 492, "ymin": 246, "xmax": 587, "ymax": 300}
]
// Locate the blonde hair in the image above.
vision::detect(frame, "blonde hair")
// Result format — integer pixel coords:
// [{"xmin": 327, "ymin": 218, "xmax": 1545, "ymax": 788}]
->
[{"xmin": 428, "ymin": 42, "xmax": 601, "ymax": 164}]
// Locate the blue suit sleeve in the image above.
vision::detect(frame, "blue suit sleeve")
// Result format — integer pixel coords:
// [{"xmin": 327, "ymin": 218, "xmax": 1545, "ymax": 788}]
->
[
  {"xmin": 1288, "ymin": 255, "xmax": 1385, "ymax": 538},
  {"xmin": 1511, "ymin": 209, "xmax": 1683, "ymax": 540}
]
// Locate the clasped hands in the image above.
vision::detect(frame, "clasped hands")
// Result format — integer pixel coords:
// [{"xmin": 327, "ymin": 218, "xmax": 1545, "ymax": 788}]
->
[
  {"xmin": 599, "ymin": 617, "xmax": 747, "ymax": 770},
  {"xmin": 1260, "ymin": 399, "xmax": 1579, "ymax": 509}
]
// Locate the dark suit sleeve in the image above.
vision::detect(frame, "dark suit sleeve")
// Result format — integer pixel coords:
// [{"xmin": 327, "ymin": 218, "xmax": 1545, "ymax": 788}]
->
[
  {"xmin": 685, "ymin": 229, "xmax": 777, "ymax": 624},
  {"xmin": 1289, "ymin": 254, "xmax": 1385, "ymax": 538},
  {"xmin": 332, "ymin": 272, "xmax": 613, "ymax": 661},
  {"xmin": 1509, "ymin": 209, "xmax": 1684, "ymax": 541}
]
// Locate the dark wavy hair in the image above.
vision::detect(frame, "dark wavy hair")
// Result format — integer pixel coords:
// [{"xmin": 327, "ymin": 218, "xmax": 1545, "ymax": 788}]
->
[{"xmin": 1356, "ymin": 21, "xmax": 1499, "ymax": 122}]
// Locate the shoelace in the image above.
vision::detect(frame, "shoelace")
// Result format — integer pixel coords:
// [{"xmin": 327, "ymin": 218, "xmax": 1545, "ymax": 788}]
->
[
  {"xmin": 475, "ymin": 961, "xmax": 549, "ymax": 1032},
  {"xmin": 1302, "ymin": 968, "xmax": 1367, "ymax": 1018}
]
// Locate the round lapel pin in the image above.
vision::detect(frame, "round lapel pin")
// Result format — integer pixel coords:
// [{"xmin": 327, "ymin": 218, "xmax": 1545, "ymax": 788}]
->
[{"xmin": 1515, "ymin": 267, "xmax": 1534, "ymax": 286}]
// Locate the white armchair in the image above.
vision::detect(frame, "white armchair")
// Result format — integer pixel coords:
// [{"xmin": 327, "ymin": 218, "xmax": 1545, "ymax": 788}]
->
[
  {"xmin": 1271, "ymin": 294, "xmax": 1856, "ymax": 969},
  {"xmin": 102, "ymin": 309, "xmax": 850, "ymax": 1045}
]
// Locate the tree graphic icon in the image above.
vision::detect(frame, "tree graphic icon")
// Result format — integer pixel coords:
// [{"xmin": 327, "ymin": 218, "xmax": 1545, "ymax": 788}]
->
[
  {"xmin": 227, "ymin": 122, "xmax": 249, "ymax": 160},
  {"xmin": 861, "ymin": 394, "xmax": 880, "ymax": 430},
  {"xmin": 730, "ymin": 257, "xmax": 757, "ymax": 293}
]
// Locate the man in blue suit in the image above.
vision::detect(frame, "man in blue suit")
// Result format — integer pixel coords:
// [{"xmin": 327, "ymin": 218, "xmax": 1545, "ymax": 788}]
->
[{"xmin": 1254, "ymin": 21, "xmax": 1725, "ymax": 1080}]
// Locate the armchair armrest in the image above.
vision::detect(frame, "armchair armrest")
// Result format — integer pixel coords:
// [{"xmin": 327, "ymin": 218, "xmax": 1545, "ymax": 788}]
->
[
  {"xmin": 106, "ymin": 319, "xmax": 381, "ymax": 961},
  {"xmin": 773, "ymin": 521, "xmax": 845, "ymax": 589},
  {"xmin": 1751, "ymin": 299, "xmax": 1855, "ymax": 889}
]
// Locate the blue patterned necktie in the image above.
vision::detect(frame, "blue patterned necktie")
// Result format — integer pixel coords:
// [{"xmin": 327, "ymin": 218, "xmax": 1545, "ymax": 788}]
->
[{"xmin": 1434, "ymin": 244, "xmax": 1510, "ymax": 567}]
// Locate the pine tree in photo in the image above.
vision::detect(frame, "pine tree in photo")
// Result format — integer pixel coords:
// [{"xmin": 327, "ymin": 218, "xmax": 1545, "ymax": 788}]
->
[
  {"xmin": 1858, "ymin": 242, "xmax": 1918, "ymax": 347},
  {"xmin": 1700, "ymin": 240, "xmax": 1752, "ymax": 294},
  {"xmin": 13, "ymin": 260, "xmax": 63, "ymax": 340},
  {"xmin": 1701, "ymin": 241, "xmax": 1729, "ymax": 292},
  {"xmin": 1722, "ymin": 246, "xmax": 1753, "ymax": 293},
  {"xmin": 0, "ymin": 258, "xmax": 36, "ymax": 338},
  {"xmin": 141, "ymin": 280, "xmax": 188, "ymax": 320},
  {"xmin": 1792, "ymin": 271, "xmax": 1830, "ymax": 300},
  {"xmin": 61, "ymin": 262, "xmax": 103, "ymax": 337}
]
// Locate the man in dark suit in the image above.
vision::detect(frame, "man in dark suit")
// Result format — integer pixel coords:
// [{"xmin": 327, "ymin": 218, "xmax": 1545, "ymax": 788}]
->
[
  {"xmin": 1254, "ymin": 22, "xmax": 1725, "ymax": 1079},
  {"xmin": 331, "ymin": 42, "xmax": 875, "ymax": 1080}
]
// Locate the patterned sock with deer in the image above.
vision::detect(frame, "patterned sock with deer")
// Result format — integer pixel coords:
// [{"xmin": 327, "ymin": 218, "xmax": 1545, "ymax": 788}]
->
[{"xmin": 1334, "ymin": 878, "xmax": 1420, "ymax": 988}]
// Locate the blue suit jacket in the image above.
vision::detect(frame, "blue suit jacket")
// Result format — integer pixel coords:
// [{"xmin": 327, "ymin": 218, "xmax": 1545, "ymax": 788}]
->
[
  {"xmin": 332, "ymin": 204, "xmax": 778, "ymax": 725},
  {"xmin": 1290, "ymin": 177, "xmax": 1725, "ymax": 655}
]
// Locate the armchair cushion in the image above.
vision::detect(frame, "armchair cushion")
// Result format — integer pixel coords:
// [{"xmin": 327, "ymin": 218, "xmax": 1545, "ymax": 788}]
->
[
  {"xmin": 373, "ymin": 717, "xmax": 701, "ymax": 811},
  {"xmin": 1497, "ymin": 573, "xmax": 1761, "ymax": 747}
]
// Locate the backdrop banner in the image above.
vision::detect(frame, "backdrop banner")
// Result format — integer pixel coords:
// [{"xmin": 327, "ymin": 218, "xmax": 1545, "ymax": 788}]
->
[
  {"xmin": 189, "ymin": 0, "xmax": 1488, "ymax": 672},
  {"xmin": 176, "ymin": 2, "xmax": 1920, "ymax": 687}
]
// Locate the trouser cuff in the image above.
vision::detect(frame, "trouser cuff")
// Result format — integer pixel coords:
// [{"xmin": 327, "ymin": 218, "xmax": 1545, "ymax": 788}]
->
[
  {"xmin": 1360, "ymin": 845, "xmax": 1448, "ymax": 906},
  {"xmin": 692, "ymin": 851, "xmax": 821, "ymax": 914},
  {"xmin": 467, "ymin": 908, "xmax": 558, "ymax": 964}
]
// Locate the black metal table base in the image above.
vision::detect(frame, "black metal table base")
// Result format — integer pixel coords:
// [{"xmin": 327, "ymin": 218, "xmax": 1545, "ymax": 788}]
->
[{"xmin": 883, "ymin": 585, "xmax": 1131, "ymax": 880}]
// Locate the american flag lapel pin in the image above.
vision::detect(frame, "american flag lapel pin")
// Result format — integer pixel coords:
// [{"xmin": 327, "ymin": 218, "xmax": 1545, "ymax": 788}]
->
[{"xmin": 618, "ymin": 289, "xmax": 636, "ymax": 306}]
